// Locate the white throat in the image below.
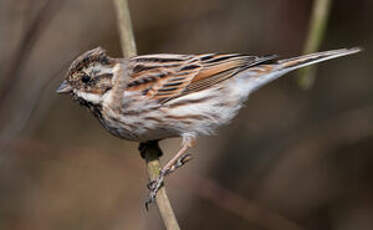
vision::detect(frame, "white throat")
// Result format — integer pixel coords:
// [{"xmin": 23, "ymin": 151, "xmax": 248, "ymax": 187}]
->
[{"xmin": 75, "ymin": 90, "xmax": 109, "ymax": 105}]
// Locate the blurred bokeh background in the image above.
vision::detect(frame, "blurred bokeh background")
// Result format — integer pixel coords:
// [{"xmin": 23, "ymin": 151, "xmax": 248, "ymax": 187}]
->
[{"xmin": 0, "ymin": 0, "xmax": 372, "ymax": 229}]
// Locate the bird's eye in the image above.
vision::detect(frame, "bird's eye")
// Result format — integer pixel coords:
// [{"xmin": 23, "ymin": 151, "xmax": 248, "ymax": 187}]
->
[{"xmin": 81, "ymin": 74, "xmax": 91, "ymax": 83}]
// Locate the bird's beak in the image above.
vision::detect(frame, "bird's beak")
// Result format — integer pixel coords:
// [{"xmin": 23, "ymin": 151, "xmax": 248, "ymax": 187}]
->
[{"xmin": 56, "ymin": 80, "xmax": 72, "ymax": 94}]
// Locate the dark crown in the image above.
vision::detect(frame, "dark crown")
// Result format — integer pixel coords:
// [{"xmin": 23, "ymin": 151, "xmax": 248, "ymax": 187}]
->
[{"xmin": 68, "ymin": 47, "xmax": 113, "ymax": 75}]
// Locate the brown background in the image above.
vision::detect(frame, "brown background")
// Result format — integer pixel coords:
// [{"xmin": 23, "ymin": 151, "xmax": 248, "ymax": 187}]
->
[{"xmin": 0, "ymin": 0, "xmax": 372, "ymax": 229}]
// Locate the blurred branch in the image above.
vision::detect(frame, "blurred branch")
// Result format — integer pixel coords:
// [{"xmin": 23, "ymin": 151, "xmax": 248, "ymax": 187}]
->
[
  {"xmin": 113, "ymin": 1, "xmax": 180, "ymax": 229},
  {"xmin": 183, "ymin": 175, "xmax": 304, "ymax": 230},
  {"xmin": 0, "ymin": 0, "xmax": 63, "ymax": 151},
  {"xmin": 113, "ymin": 0, "xmax": 137, "ymax": 57},
  {"xmin": 297, "ymin": 0, "xmax": 333, "ymax": 89},
  {"xmin": 0, "ymin": 0, "xmax": 62, "ymax": 106}
]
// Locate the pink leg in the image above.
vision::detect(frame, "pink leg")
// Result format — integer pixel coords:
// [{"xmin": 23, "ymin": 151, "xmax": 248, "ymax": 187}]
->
[
  {"xmin": 162, "ymin": 141, "xmax": 192, "ymax": 174},
  {"xmin": 145, "ymin": 136, "xmax": 195, "ymax": 208}
]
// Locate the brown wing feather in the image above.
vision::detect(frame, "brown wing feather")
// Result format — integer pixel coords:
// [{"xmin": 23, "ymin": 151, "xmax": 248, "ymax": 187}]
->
[{"xmin": 126, "ymin": 53, "xmax": 277, "ymax": 102}]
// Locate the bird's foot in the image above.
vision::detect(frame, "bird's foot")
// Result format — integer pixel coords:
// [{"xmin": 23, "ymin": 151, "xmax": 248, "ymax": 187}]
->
[
  {"xmin": 145, "ymin": 169, "xmax": 166, "ymax": 210},
  {"xmin": 165, "ymin": 153, "xmax": 192, "ymax": 175},
  {"xmin": 144, "ymin": 154, "xmax": 192, "ymax": 210}
]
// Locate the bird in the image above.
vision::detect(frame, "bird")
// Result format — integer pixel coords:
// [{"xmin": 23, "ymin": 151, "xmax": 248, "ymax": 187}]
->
[{"xmin": 56, "ymin": 47, "xmax": 361, "ymax": 204}]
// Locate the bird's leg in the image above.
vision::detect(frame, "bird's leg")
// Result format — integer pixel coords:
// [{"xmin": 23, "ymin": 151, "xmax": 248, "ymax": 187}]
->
[
  {"xmin": 162, "ymin": 137, "xmax": 195, "ymax": 175},
  {"xmin": 146, "ymin": 142, "xmax": 192, "ymax": 190},
  {"xmin": 146, "ymin": 136, "xmax": 195, "ymax": 205},
  {"xmin": 164, "ymin": 153, "xmax": 193, "ymax": 175}
]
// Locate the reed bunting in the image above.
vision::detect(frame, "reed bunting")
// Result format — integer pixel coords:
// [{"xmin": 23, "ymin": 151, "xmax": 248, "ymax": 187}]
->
[{"xmin": 57, "ymin": 47, "xmax": 361, "ymax": 204}]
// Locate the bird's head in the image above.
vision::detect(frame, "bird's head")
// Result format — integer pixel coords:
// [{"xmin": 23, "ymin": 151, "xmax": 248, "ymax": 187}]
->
[{"xmin": 56, "ymin": 47, "xmax": 117, "ymax": 105}]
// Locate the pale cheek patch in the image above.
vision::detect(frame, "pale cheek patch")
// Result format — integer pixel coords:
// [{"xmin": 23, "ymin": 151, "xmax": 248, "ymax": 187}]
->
[{"xmin": 75, "ymin": 90, "xmax": 103, "ymax": 104}]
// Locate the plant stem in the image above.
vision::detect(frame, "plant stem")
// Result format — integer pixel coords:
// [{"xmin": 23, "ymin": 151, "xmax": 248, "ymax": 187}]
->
[
  {"xmin": 142, "ymin": 141, "xmax": 181, "ymax": 230},
  {"xmin": 297, "ymin": 0, "xmax": 333, "ymax": 89},
  {"xmin": 113, "ymin": 1, "xmax": 180, "ymax": 229},
  {"xmin": 113, "ymin": 0, "xmax": 137, "ymax": 57}
]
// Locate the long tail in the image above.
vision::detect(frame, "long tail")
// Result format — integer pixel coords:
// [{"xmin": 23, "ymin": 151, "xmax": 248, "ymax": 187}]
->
[
  {"xmin": 276, "ymin": 47, "xmax": 361, "ymax": 72},
  {"xmin": 248, "ymin": 47, "xmax": 362, "ymax": 91}
]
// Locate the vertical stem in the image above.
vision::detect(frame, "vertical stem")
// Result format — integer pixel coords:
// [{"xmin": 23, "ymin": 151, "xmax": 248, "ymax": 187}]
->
[
  {"xmin": 113, "ymin": 0, "xmax": 137, "ymax": 57},
  {"xmin": 113, "ymin": 1, "xmax": 180, "ymax": 229},
  {"xmin": 297, "ymin": 0, "xmax": 333, "ymax": 89},
  {"xmin": 143, "ymin": 141, "xmax": 181, "ymax": 230}
]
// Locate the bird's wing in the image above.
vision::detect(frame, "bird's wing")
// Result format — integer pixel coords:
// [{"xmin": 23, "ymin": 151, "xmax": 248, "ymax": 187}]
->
[{"xmin": 126, "ymin": 53, "xmax": 277, "ymax": 102}]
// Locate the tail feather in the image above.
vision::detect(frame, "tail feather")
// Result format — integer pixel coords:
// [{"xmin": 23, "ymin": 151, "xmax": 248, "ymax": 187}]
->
[
  {"xmin": 247, "ymin": 47, "xmax": 362, "ymax": 92},
  {"xmin": 276, "ymin": 47, "xmax": 362, "ymax": 72}
]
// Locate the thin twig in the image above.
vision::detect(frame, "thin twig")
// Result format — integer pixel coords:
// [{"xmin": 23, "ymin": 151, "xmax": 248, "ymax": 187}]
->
[
  {"xmin": 142, "ymin": 141, "xmax": 181, "ymax": 230},
  {"xmin": 297, "ymin": 0, "xmax": 333, "ymax": 89},
  {"xmin": 113, "ymin": 1, "xmax": 180, "ymax": 229},
  {"xmin": 113, "ymin": 0, "xmax": 137, "ymax": 57}
]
